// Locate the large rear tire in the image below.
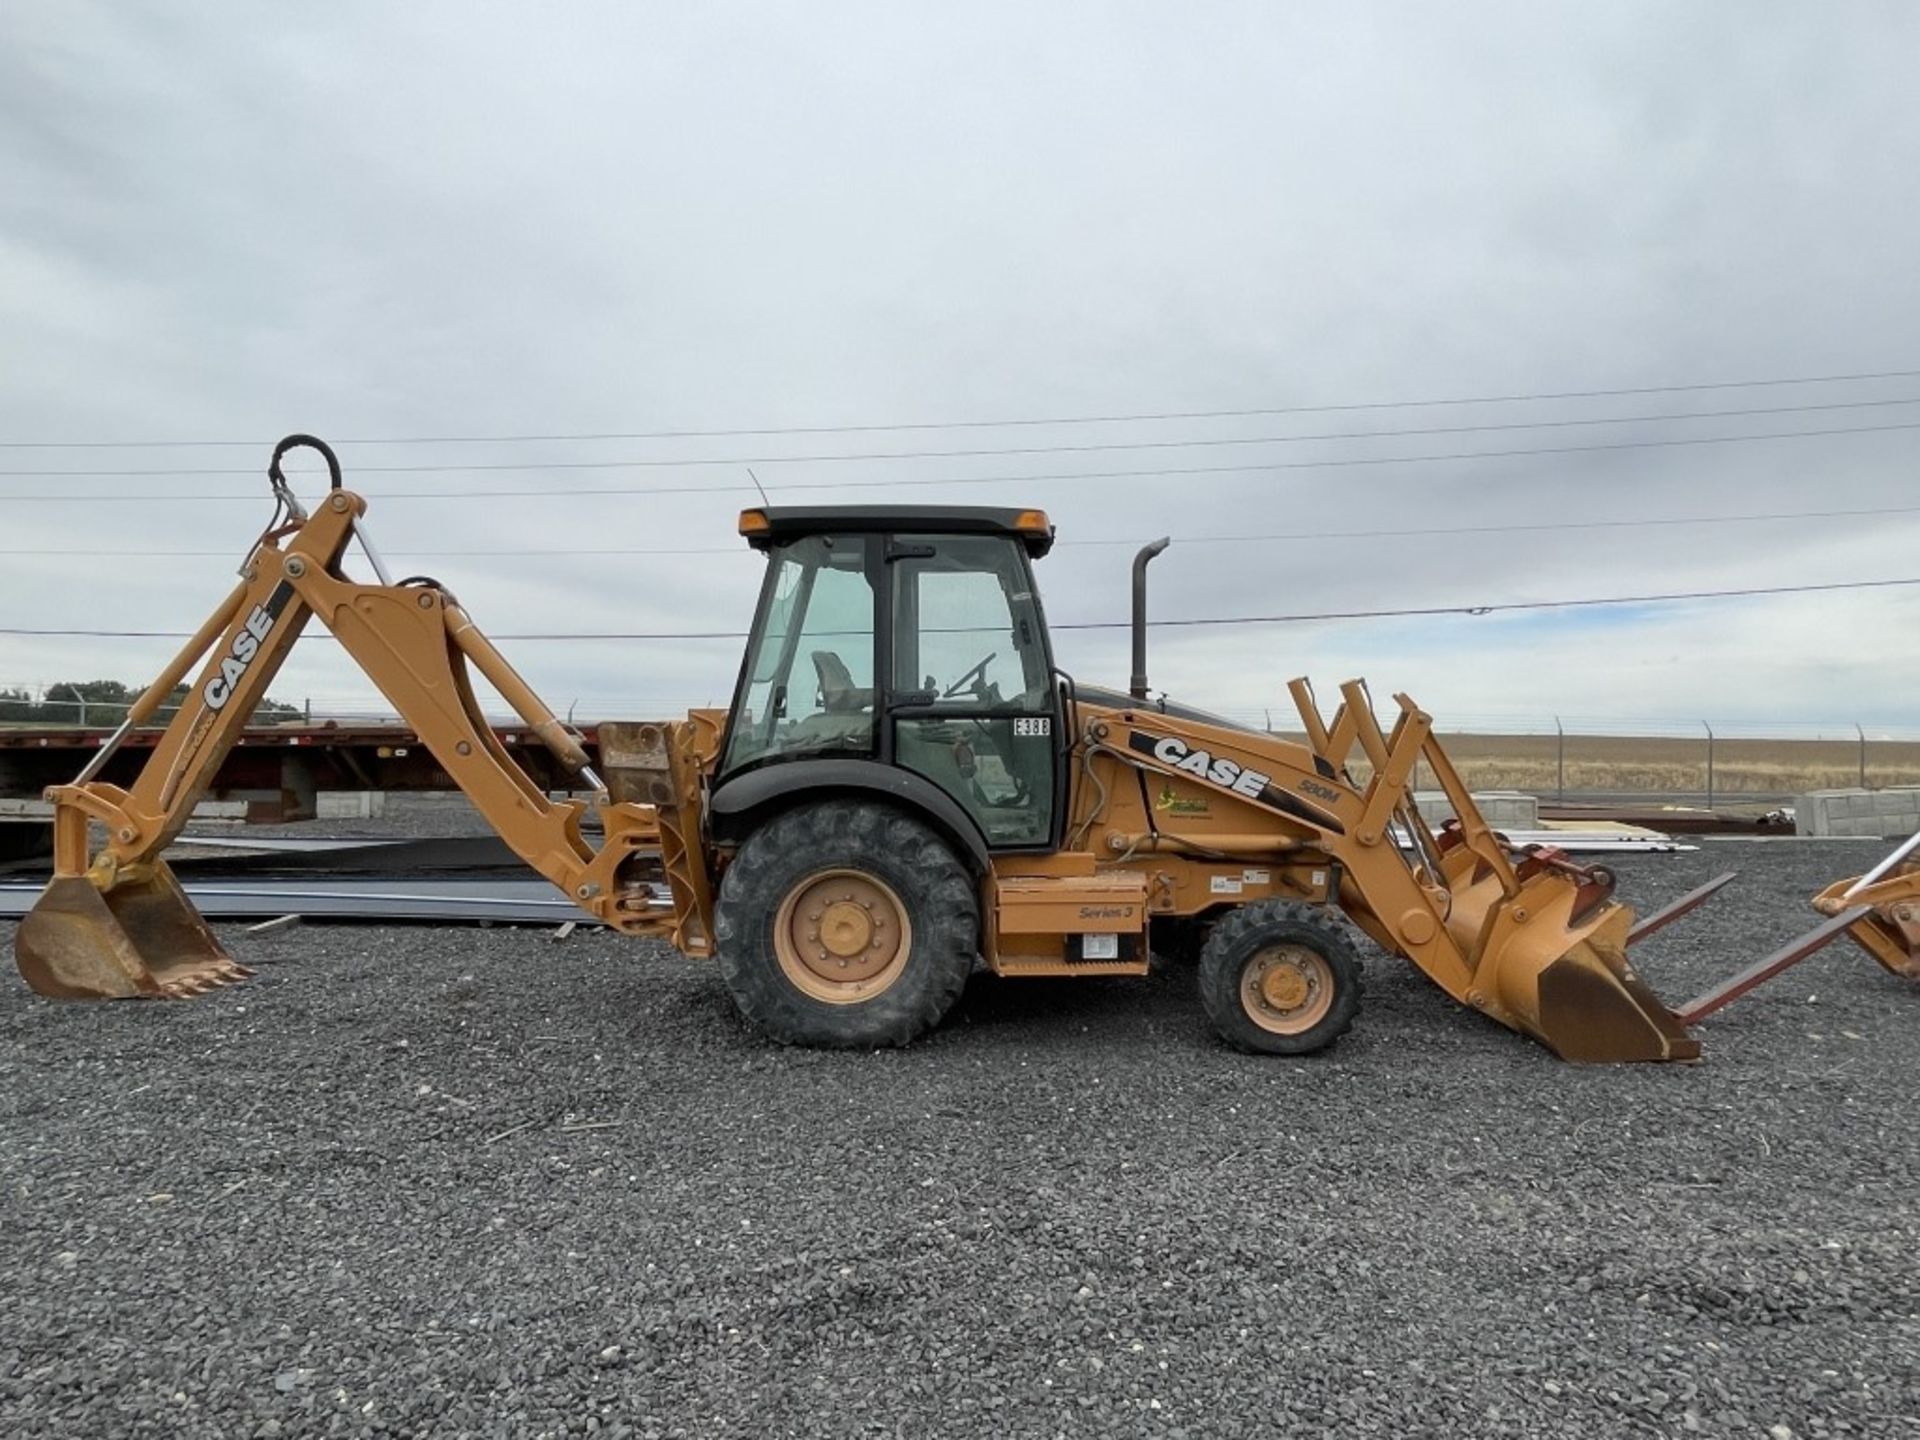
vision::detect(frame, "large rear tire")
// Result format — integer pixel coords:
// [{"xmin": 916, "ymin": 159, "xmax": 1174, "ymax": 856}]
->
[
  {"xmin": 713, "ymin": 800, "xmax": 978, "ymax": 1047},
  {"xmin": 1198, "ymin": 900, "xmax": 1363, "ymax": 1055}
]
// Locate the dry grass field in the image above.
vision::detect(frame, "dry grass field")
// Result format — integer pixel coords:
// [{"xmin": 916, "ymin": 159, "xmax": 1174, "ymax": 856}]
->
[{"xmin": 1281, "ymin": 731, "xmax": 1920, "ymax": 800}]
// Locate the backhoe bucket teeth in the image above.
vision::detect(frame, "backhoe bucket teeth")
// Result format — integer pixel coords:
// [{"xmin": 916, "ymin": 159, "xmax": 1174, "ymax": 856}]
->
[{"xmin": 15, "ymin": 863, "xmax": 249, "ymax": 1001}]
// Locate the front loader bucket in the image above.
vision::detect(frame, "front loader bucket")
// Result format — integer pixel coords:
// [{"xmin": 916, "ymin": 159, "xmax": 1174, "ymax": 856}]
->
[
  {"xmin": 1441, "ymin": 860, "xmax": 1703, "ymax": 1062},
  {"xmin": 15, "ymin": 861, "xmax": 249, "ymax": 1000}
]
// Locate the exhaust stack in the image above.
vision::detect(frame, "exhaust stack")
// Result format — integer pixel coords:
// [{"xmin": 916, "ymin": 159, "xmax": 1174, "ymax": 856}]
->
[{"xmin": 1129, "ymin": 537, "xmax": 1170, "ymax": 701}]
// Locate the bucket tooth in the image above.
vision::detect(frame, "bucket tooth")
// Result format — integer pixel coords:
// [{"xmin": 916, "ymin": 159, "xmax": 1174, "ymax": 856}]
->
[{"xmin": 15, "ymin": 861, "xmax": 240, "ymax": 1002}]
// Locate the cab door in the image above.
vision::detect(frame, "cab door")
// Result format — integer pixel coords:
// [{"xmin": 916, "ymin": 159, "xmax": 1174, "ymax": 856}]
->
[
  {"xmin": 719, "ymin": 532, "xmax": 880, "ymax": 778},
  {"xmin": 887, "ymin": 534, "xmax": 1059, "ymax": 850}
]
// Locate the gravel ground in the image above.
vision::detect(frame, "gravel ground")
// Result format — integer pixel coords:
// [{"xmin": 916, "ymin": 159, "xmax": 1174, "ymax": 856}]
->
[{"xmin": 3, "ymin": 838, "xmax": 1918, "ymax": 1438}]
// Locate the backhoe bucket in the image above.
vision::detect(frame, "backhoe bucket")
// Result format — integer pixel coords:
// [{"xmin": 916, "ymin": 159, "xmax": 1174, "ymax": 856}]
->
[{"xmin": 15, "ymin": 861, "xmax": 248, "ymax": 1000}]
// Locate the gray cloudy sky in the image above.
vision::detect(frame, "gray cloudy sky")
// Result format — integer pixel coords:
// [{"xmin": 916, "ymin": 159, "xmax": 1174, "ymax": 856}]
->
[{"xmin": 4, "ymin": 3, "xmax": 1919, "ymax": 737}]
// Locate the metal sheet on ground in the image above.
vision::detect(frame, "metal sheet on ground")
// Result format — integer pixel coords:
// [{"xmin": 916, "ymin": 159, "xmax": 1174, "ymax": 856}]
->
[
  {"xmin": 1395, "ymin": 827, "xmax": 1694, "ymax": 854},
  {"xmin": 0, "ymin": 877, "xmax": 598, "ymax": 925}
]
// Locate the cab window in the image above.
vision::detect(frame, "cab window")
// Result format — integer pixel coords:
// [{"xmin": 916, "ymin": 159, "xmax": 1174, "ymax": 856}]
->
[{"xmin": 722, "ymin": 534, "xmax": 876, "ymax": 772}]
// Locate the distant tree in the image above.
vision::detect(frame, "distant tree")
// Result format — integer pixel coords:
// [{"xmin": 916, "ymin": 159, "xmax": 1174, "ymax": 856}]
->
[
  {"xmin": 253, "ymin": 696, "xmax": 304, "ymax": 722},
  {"xmin": 0, "ymin": 680, "xmax": 304, "ymax": 727}
]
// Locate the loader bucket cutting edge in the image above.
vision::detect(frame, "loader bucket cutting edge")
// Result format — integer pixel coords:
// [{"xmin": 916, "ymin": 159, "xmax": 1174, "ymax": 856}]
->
[{"xmin": 15, "ymin": 863, "xmax": 249, "ymax": 1001}]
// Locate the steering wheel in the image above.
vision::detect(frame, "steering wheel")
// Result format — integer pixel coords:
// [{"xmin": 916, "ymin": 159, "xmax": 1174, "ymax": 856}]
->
[{"xmin": 941, "ymin": 651, "xmax": 997, "ymax": 700}]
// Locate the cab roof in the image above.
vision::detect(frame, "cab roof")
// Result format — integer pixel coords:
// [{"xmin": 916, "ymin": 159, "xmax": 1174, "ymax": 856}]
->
[{"xmin": 738, "ymin": 505, "xmax": 1055, "ymax": 557}]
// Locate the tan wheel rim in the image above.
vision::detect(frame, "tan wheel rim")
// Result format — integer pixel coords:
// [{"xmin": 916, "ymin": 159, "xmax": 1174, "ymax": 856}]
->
[
  {"xmin": 773, "ymin": 869, "xmax": 913, "ymax": 1005},
  {"xmin": 1241, "ymin": 944, "xmax": 1335, "ymax": 1035}
]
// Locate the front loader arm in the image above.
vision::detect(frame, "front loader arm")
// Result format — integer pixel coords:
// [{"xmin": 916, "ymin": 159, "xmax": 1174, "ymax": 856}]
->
[
  {"xmin": 1085, "ymin": 684, "xmax": 1703, "ymax": 1061},
  {"xmin": 1092, "ymin": 700, "xmax": 1482, "ymax": 998}
]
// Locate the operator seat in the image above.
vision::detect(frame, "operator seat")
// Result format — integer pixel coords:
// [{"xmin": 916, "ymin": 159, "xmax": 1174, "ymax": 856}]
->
[{"xmin": 811, "ymin": 651, "xmax": 873, "ymax": 715}]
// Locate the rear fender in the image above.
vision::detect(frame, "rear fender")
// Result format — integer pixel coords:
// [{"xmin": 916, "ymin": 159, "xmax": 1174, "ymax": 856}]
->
[{"xmin": 708, "ymin": 759, "xmax": 993, "ymax": 874}]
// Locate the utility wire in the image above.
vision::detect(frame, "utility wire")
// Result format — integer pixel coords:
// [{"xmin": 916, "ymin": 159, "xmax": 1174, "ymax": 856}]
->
[
  {"xmin": 9, "ymin": 575, "xmax": 1916, "ymax": 641},
  {"xmin": 4, "ymin": 365, "xmax": 1920, "ymax": 448},
  {"xmin": 4, "ymin": 500, "xmax": 1918, "ymax": 560},
  {"xmin": 4, "ymin": 392, "xmax": 1918, "ymax": 479},
  {"xmin": 2, "ymin": 417, "xmax": 1918, "ymax": 502}
]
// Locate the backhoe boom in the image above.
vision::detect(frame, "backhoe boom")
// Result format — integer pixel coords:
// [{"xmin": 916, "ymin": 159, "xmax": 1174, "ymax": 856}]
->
[{"xmin": 16, "ymin": 438, "xmax": 706, "ymax": 1000}]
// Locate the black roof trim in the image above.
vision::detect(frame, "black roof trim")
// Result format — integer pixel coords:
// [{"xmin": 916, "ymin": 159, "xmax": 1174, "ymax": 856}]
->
[{"xmin": 743, "ymin": 505, "xmax": 1055, "ymax": 557}]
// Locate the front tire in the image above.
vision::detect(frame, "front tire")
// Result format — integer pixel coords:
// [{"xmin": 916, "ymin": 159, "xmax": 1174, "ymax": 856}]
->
[
  {"xmin": 1198, "ymin": 901, "xmax": 1363, "ymax": 1055},
  {"xmin": 714, "ymin": 800, "xmax": 978, "ymax": 1047}
]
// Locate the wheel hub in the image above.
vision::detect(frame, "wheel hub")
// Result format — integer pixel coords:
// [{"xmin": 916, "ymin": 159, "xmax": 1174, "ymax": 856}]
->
[
  {"xmin": 1242, "ymin": 944, "xmax": 1335, "ymax": 1035},
  {"xmin": 819, "ymin": 900, "xmax": 874, "ymax": 958},
  {"xmin": 775, "ymin": 870, "xmax": 911, "ymax": 1002},
  {"xmin": 1259, "ymin": 963, "xmax": 1310, "ymax": 1011}
]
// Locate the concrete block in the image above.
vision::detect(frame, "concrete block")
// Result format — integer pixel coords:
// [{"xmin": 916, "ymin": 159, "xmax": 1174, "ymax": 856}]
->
[
  {"xmin": 1414, "ymin": 791, "xmax": 1539, "ymax": 829},
  {"xmin": 1873, "ymin": 788, "xmax": 1920, "ymax": 816},
  {"xmin": 316, "ymin": 791, "xmax": 387, "ymax": 820},
  {"xmin": 1796, "ymin": 790, "xmax": 1858, "ymax": 837}
]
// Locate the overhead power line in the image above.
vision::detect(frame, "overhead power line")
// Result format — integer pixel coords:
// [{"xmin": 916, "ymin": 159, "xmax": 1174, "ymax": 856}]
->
[
  {"xmin": 2, "ymin": 417, "xmax": 1918, "ymax": 502},
  {"xmin": 3, "ymin": 500, "xmax": 1918, "ymax": 560},
  {"xmin": 4, "ymin": 365, "xmax": 1920, "ymax": 449},
  {"xmin": 8, "ymin": 575, "xmax": 1916, "ymax": 642},
  {"xmin": 4, "ymin": 393, "xmax": 1919, "ymax": 479}
]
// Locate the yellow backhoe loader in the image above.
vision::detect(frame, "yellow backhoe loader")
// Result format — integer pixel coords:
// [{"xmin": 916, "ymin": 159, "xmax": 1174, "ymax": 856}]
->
[{"xmin": 16, "ymin": 435, "xmax": 1769, "ymax": 1062}]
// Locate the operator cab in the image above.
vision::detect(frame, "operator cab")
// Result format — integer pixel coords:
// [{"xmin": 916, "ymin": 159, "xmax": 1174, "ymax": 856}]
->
[{"xmin": 719, "ymin": 506, "xmax": 1062, "ymax": 850}]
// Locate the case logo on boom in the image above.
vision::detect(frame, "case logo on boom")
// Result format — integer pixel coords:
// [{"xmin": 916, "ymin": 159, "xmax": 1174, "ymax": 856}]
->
[
  {"xmin": 1139, "ymin": 734, "xmax": 1273, "ymax": 798},
  {"xmin": 1126, "ymin": 728, "xmax": 1346, "ymax": 835},
  {"xmin": 203, "ymin": 581, "xmax": 295, "ymax": 712}
]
